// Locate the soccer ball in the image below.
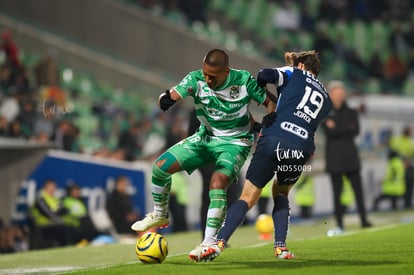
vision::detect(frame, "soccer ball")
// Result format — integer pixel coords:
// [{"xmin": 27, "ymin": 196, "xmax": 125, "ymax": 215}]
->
[
  {"xmin": 135, "ymin": 232, "xmax": 168, "ymax": 264},
  {"xmin": 255, "ymin": 214, "xmax": 274, "ymax": 234}
]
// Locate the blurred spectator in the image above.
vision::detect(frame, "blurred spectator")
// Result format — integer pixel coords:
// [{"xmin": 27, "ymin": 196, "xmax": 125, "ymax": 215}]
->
[
  {"xmin": 388, "ymin": 23, "xmax": 410, "ymax": 56},
  {"xmin": 141, "ymin": 115, "xmax": 166, "ymax": 160},
  {"xmin": 1, "ymin": 30, "xmax": 20, "ymax": 70},
  {"xmin": 272, "ymin": 0, "xmax": 300, "ymax": 32},
  {"xmin": 0, "ymin": 64, "xmax": 12, "ymax": 94},
  {"xmin": 92, "ymin": 97, "xmax": 122, "ymax": 119},
  {"xmin": 7, "ymin": 119, "xmax": 25, "ymax": 139},
  {"xmin": 367, "ymin": 51, "xmax": 384, "ymax": 79},
  {"xmin": 62, "ymin": 182, "xmax": 102, "ymax": 244},
  {"xmin": 10, "ymin": 65, "xmax": 30, "ymax": 95},
  {"xmin": 16, "ymin": 98, "xmax": 37, "ymax": 137},
  {"xmin": 55, "ymin": 120, "xmax": 79, "ymax": 152},
  {"xmin": 106, "ymin": 176, "xmax": 140, "ymax": 235},
  {"xmin": 299, "ymin": 4, "xmax": 316, "ymax": 33},
  {"xmin": 389, "ymin": 125, "xmax": 414, "ymax": 208},
  {"xmin": 0, "ymin": 30, "xmax": 28, "ymax": 97},
  {"xmin": 313, "ymin": 28, "xmax": 334, "ymax": 63},
  {"xmin": 31, "ymin": 103, "xmax": 56, "ymax": 143},
  {"xmin": 92, "ymin": 97, "xmax": 123, "ymax": 142},
  {"xmin": 373, "ymin": 150, "xmax": 406, "ymax": 211},
  {"xmin": 0, "ymin": 220, "xmax": 27, "ymax": 254},
  {"xmin": 165, "ymin": 112, "xmax": 187, "ymax": 148},
  {"xmin": 117, "ymin": 122, "xmax": 142, "ymax": 160},
  {"xmin": 332, "ymin": 33, "xmax": 347, "ymax": 62},
  {"xmin": 322, "ymin": 80, "xmax": 372, "ymax": 234},
  {"xmin": 344, "ymin": 48, "xmax": 367, "ymax": 87},
  {"xmin": 28, "ymin": 179, "xmax": 71, "ymax": 249},
  {"xmin": 0, "ymin": 90, "xmax": 20, "ymax": 123},
  {"xmin": 383, "ymin": 50, "xmax": 408, "ymax": 93},
  {"xmin": 33, "ymin": 51, "xmax": 60, "ymax": 86},
  {"xmin": 0, "ymin": 116, "xmax": 8, "ymax": 136}
]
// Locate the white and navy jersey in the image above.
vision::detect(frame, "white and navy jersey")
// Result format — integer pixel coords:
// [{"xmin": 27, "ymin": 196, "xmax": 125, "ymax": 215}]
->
[{"xmin": 258, "ymin": 66, "xmax": 332, "ymax": 155}]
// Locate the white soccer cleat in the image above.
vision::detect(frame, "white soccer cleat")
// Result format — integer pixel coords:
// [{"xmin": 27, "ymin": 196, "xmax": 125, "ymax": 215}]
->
[
  {"xmin": 188, "ymin": 245, "xmax": 208, "ymax": 262},
  {"xmin": 275, "ymin": 247, "xmax": 296, "ymax": 259},
  {"xmin": 130, "ymin": 212, "xmax": 169, "ymax": 232},
  {"xmin": 192, "ymin": 240, "xmax": 225, "ymax": 262}
]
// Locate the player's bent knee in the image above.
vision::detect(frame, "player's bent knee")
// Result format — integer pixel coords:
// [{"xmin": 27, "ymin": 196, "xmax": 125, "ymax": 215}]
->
[
  {"xmin": 274, "ymin": 190, "xmax": 289, "ymax": 197},
  {"xmin": 210, "ymin": 172, "xmax": 231, "ymax": 189},
  {"xmin": 272, "ymin": 184, "xmax": 293, "ymax": 197},
  {"xmin": 152, "ymin": 164, "xmax": 171, "ymax": 180}
]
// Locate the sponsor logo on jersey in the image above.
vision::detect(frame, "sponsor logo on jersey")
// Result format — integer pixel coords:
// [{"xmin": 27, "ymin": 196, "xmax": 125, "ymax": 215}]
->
[
  {"xmin": 229, "ymin": 102, "xmax": 243, "ymax": 108},
  {"xmin": 280, "ymin": 121, "xmax": 308, "ymax": 139},
  {"xmin": 230, "ymin": 86, "xmax": 240, "ymax": 99}
]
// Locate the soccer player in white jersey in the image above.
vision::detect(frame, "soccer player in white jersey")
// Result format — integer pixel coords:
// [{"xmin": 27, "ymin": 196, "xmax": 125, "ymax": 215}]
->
[{"xmin": 130, "ymin": 49, "xmax": 276, "ymax": 261}]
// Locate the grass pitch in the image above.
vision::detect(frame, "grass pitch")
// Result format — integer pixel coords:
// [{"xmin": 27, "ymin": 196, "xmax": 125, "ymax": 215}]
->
[{"xmin": 1, "ymin": 209, "xmax": 413, "ymax": 275}]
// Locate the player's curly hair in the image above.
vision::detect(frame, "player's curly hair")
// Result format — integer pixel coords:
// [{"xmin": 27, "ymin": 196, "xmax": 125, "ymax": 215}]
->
[{"xmin": 284, "ymin": 50, "xmax": 321, "ymax": 76}]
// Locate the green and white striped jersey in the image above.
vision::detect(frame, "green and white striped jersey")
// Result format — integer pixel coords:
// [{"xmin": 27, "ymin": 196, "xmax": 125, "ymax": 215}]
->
[{"xmin": 174, "ymin": 68, "xmax": 266, "ymax": 144}]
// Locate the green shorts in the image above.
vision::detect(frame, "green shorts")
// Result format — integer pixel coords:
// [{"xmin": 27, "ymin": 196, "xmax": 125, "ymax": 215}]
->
[{"xmin": 163, "ymin": 132, "xmax": 252, "ymax": 182}]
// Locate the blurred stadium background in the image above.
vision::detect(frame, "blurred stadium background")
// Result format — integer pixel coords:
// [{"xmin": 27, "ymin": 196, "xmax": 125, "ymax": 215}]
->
[{"xmin": 0, "ymin": 0, "xmax": 413, "ymax": 254}]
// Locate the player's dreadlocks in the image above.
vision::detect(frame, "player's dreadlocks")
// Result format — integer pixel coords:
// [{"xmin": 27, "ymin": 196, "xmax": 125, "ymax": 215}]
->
[{"xmin": 284, "ymin": 50, "xmax": 321, "ymax": 76}]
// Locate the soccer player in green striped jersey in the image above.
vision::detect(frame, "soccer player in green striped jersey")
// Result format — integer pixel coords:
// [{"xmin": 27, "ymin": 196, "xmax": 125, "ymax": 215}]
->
[{"xmin": 131, "ymin": 49, "xmax": 276, "ymax": 261}]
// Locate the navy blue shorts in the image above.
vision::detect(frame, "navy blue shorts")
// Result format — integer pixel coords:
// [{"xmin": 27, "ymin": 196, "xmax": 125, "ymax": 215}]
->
[{"xmin": 246, "ymin": 135, "xmax": 310, "ymax": 188}]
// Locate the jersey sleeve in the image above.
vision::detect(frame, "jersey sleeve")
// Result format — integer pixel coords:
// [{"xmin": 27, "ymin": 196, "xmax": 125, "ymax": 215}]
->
[
  {"xmin": 257, "ymin": 66, "xmax": 294, "ymax": 88},
  {"xmin": 173, "ymin": 72, "xmax": 198, "ymax": 99},
  {"xmin": 246, "ymin": 73, "xmax": 266, "ymax": 104}
]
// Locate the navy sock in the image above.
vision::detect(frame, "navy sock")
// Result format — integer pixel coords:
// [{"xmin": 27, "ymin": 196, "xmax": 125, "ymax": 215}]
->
[
  {"xmin": 217, "ymin": 200, "xmax": 248, "ymax": 243},
  {"xmin": 272, "ymin": 195, "xmax": 290, "ymax": 248}
]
